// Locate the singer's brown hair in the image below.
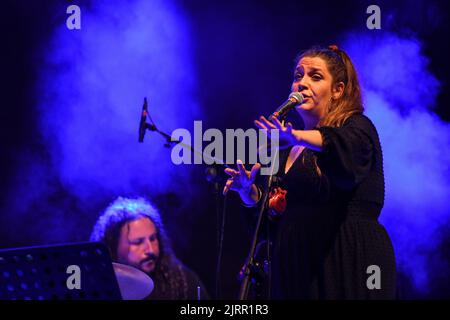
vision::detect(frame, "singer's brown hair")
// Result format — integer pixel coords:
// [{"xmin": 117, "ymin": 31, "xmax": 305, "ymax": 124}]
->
[{"xmin": 296, "ymin": 45, "xmax": 363, "ymax": 128}]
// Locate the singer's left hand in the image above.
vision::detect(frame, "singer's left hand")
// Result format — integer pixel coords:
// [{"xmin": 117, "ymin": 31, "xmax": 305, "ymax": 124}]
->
[{"xmin": 254, "ymin": 116, "xmax": 300, "ymax": 149}]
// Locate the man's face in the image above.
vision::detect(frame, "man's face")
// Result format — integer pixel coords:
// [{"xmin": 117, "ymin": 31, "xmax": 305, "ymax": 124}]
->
[{"xmin": 116, "ymin": 217, "xmax": 160, "ymax": 274}]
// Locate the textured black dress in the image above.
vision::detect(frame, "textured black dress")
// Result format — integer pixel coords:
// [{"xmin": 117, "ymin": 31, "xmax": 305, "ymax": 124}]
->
[{"xmin": 267, "ymin": 113, "xmax": 396, "ymax": 299}]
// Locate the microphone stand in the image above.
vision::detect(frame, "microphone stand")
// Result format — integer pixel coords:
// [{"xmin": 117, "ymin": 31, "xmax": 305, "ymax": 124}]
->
[
  {"xmin": 139, "ymin": 104, "xmax": 230, "ymax": 299},
  {"xmin": 139, "ymin": 99, "xmax": 288, "ymax": 300},
  {"xmin": 238, "ymin": 118, "xmax": 284, "ymax": 301}
]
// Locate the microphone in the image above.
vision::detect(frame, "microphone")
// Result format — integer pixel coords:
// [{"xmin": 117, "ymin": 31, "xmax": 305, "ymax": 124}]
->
[
  {"xmin": 269, "ymin": 92, "xmax": 304, "ymax": 120},
  {"xmin": 138, "ymin": 97, "xmax": 148, "ymax": 142}
]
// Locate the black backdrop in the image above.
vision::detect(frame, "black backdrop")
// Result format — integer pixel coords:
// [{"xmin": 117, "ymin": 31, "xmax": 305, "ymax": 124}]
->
[{"xmin": 1, "ymin": 0, "xmax": 449, "ymax": 299}]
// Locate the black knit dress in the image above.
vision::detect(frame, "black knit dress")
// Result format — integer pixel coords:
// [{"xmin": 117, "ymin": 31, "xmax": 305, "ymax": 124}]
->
[{"xmin": 268, "ymin": 113, "xmax": 396, "ymax": 299}]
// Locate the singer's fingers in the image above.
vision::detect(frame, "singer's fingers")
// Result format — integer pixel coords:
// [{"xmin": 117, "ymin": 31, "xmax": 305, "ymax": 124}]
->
[
  {"xmin": 271, "ymin": 117, "xmax": 284, "ymax": 130},
  {"xmin": 255, "ymin": 121, "xmax": 273, "ymax": 139},
  {"xmin": 286, "ymin": 122, "xmax": 293, "ymax": 131},
  {"xmin": 223, "ymin": 178, "xmax": 233, "ymax": 195},
  {"xmin": 224, "ymin": 168, "xmax": 238, "ymax": 176},
  {"xmin": 254, "ymin": 120, "xmax": 268, "ymax": 131},
  {"xmin": 236, "ymin": 160, "xmax": 247, "ymax": 176},
  {"xmin": 259, "ymin": 116, "xmax": 277, "ymax": 129},
  {"xmin": 255, "ymin": 124, "xmax": 271, "ymax": 140},
  {"xmin": 249, "ymin": 163, "xmax": 261, "ymax": 181}
]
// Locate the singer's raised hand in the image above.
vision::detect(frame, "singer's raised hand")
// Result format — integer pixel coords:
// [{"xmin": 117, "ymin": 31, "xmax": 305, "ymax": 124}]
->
[
  {"xmin": 223, "ymin": 160, "xmax": 261, "ymax": 205},
  {"xmin": 254, "ymin": 116, "xmax": 300, "ymax": 149}
]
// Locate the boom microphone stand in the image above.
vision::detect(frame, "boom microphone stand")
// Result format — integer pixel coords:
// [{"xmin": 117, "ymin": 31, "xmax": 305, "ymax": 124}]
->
[{"xmin": 138, "ymin": 97, "xmax": 229, "ymax": 299}]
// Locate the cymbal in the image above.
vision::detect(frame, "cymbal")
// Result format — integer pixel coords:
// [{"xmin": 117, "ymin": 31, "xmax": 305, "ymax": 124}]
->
[{"xmin": 112, "ymin": 262, "xmax": 154, "ymax": 300}]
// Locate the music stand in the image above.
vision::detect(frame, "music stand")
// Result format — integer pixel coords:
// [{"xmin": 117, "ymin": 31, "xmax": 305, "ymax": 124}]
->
[{"xmin": 0, "ymin": 242, "xmax": 122, "ymax": 300}]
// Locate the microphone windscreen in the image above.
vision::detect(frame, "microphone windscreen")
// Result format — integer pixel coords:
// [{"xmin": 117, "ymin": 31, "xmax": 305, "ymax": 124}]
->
[{"xmin": 288, "ymin": 92, "xmax": 304, "ymax": 104}]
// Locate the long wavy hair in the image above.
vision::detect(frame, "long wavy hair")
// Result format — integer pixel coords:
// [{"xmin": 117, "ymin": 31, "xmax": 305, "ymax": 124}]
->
[
  {"xmin": 90, "ymin": 197, "xmax": 190, "ymax": 299},
  {"xmin": 295, "ymin": 46, "xmax": 364, "ymax": 177},
  {"xmin": 296, "ymin": 45, "xmax": 364, "ymax": 128}
]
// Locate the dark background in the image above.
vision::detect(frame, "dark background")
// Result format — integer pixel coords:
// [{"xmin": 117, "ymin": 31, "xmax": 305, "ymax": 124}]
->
[{"xmin": 1, "ymin": 0, "xmax": 449, "ymax": 299}]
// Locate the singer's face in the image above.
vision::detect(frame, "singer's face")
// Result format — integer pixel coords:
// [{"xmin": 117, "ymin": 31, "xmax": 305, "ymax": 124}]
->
[
  {"xmin": 291, "ymin": 56, "xmax": 343, "ymax": 121},
  {"xmin": 116, "ymin": 217, "xmax": 160, "ymax": 274}
]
